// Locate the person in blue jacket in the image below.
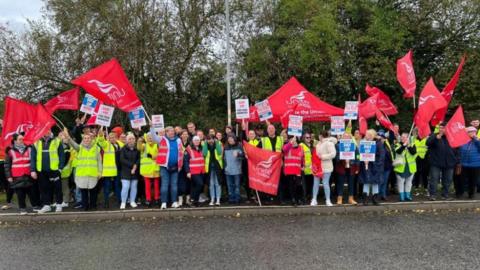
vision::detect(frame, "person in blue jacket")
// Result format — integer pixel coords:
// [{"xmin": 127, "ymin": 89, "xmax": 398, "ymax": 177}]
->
[
  {"xmin": 359, "ymin": 129, "xmax": 385, "ymax": 206},
  {"xmin": 457, "ymin": 126, "xmax": 480, "ymax": 199}
]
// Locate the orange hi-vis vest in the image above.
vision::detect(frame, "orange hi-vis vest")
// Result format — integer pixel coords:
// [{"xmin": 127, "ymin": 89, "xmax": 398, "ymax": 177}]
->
[
  {"xmin": 156, "ymin": 137, "xmax": 184, "ymax": 169},
  {"xmin": 283, "ymin": 146, "xmax": 304, "ymax": 176},
  {"xmin": 186, "ymin": 146, "xmax": 205, "ymax": 175}
]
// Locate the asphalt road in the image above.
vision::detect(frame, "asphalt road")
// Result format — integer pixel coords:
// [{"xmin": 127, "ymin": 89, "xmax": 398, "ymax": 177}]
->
[{"xmin": 0, "ymin": 212, "xmax": 479, "ymax": 270}]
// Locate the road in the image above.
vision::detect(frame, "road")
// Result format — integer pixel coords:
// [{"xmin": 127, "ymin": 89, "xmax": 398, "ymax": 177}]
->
[{"xmin": 0, "ymin": 211, "xmax": 479, "ymax": 270}]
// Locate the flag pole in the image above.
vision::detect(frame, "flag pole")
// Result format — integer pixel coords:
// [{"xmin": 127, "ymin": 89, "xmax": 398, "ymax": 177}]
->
[
  {"xmin": 255, "ymin": 190, "xmax": 262, "ymax": 207},
  {"xmin": 51, "ymin": 114, "xmax": 67, "ymax": 130}
]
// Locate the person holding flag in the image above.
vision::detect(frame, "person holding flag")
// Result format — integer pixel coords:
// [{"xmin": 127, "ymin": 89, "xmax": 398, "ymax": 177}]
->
[
  {"xmin": 393, "ymin": 133, "xmax": 417, "ymax": 201},
  {"xmin": 32, "ymin": 130, "xmax": 66, "ymax": 213},
  {"xmin": 457, "ymin": 127, "xmax": 480, "ymax": 199}
]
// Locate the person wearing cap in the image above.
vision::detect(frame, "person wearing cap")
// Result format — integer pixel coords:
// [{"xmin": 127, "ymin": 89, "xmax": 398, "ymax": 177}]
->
[
  {"xmin": 393, "ymin": 132, "xmax": 417, "ymax": 201},
  {"xmin": 377, "ymin": 130, "xmax": 394, "ymax": 201},
  {"xmin": 426, "ymin": 122, "xmax": 457, "ymax": 200},
  {"xmin": 223, "ymin": 133, "xmax": 244, "ymax": 204},
  {"xmin": 183, "ymin": 136, "xmax": 205, "ymax": 206},
  {"xmin": 457, "ymin": 126, "xmax": 480, "ymax": 199}
]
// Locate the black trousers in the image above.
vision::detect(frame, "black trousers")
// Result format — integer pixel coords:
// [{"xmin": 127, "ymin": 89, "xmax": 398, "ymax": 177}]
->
[
  {"xmin": 455, "ymin": 167, "xmax": 480, "ymax": 198},
  {"xmin": 413, "ymin": 157, "xmax": 429, "ymax": 189},
  {"xmin": 0, "ymin": 162, "xmax": 14, "ymax": 203},
  {"xmin": 15, "ymin": 186, "xmax": 34, "ymax": 209},
  {"xmin": 38, "ymin": 171, "xmax": 63, "ymax": 205},
  {"xmin": 191, "ymin": 174, "xmax": 205, "ymax": 202},
  {"xmin": 80, "ymin": 188, "xmax": 98, "ymax": 210},
  {"xmin": 287, "ymin": 175, "xmax": 305, "ymax": 203},
  {"xmin": 303, "ymin": 174, "xmax": 313, "ymax": 199}
]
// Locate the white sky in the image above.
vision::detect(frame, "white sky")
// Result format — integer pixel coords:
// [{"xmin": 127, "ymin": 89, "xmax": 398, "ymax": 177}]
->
[{"xmin": 0, "ymin": 0, "xmax": 44, "ymax": 32}]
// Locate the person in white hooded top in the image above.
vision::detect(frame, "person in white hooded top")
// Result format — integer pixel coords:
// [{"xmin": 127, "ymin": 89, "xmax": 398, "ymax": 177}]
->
[{"xmin": 311, "ymin": 130, "xmax": 337, "ymax": 206}]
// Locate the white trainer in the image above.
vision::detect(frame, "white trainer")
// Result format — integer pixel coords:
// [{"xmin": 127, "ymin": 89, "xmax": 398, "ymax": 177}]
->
[
  {"xmin": 172, "ymin": 202, "xmax": 179, "ymax": 208},
  {"xmin": 120, "ymin": 203, "xmax": 126, "ymax": 210},
  {"xmin": 178, "ymin": 196, "xmax": 183, "ymax": 207},
  {"xmin": 326, "ymin": 199, "xmax": 333, "ymax": 207},
  {"xmin": 56, "ymin": 205, "xmax": 62, "ymax": 212},
  {"xmin": 310, "ymin": 199, "xmax": 318, "ymax": 206},
  {"xmin": 160, "ymin": 203, "xmax": 167, "ymax": 209},
  {"xmin": 130, "ymin": 202, "xmax": 138, "ymax": 208},
  {"xmin": 37, "ymin": 205, "xmax": 52, "ymax": 214},
  {"xmin": 61, "ymin": 202, "xmax": 69, "ymax": 208}
]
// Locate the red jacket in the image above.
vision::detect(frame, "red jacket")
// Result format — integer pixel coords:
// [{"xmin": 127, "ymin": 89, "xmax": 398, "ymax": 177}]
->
[{"xmin": 282, "ymin": 143, "xmax": 304, "ymax": 176}]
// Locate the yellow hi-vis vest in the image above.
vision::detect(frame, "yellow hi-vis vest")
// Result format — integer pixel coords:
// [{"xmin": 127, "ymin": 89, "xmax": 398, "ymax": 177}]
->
[
  {"xmin": 205, "ymin": 142, "xmax": 223, "ymax": 173},
  {"xmin": 102, "ymin": 142, "xmax": 118, "ymax": 177},
  {"xmin": 300, "ymin": 143, "xmax": 312, "ymax": 175},
  {"xmin": 61, "ymin": 148, "xmax": 76, "ymax": 179},
  {"xmin": 248, "ymin": 139, "xmax": 260, "ymax": 147},
  {"xmin": 393, "ymin": 144, "xmax": 417, "ymax": 174},
  {"xmin": 414, "ymin": 138, "xmax": 427, "ymax": 159},
  {"xmin": 140, "ymin": 143, "xmax": 159, "ymax": 177},
  {"xmin": 35, "ymin": 138, "xmax": 61, "ymax": 171},
  {"xmin": 75, "ymin": 145, "xmax": 100, "ymax": 177},
  {"xmin": 261, "ymin": 136, "xmax": 284, "ymax": 152}
]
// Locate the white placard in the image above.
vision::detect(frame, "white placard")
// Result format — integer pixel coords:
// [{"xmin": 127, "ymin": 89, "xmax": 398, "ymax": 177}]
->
[
  {"xmin": 255, "ymin": 100, "xmax": 273, "ymax": 121},
  {"xmin": 129, "ymin": 107, "xmax": 146, "ymax": 129},
  {"xmin": 339, "ymin": 139, "xmax": 355, "ymax": 160},
  {"xmin": 151, "ymin": 114, "xmax": 164, "ymax": 131},
  {"xmin": 287, "ymin": 115, "xmax": 303, "ymax": 137},
  {"xmin": 80, "ymin": 94, "xmax": 98, "ymax": 115},
  {"xmin": 344, "ymin": 101, "xmax": 358, "ymax": 120},
  {"xmin": 235, "ymin": 99, "xmax": 250, "ymax": 119},
  {"xmin": 94, "ymin": 104, "xmax": 114, "ymax": 127},
  {"xmin": 330, "ymin": 116, "xmax": 345, "ymax": 135},
  {"xmin": 359, "ymin": 140, "xmax": 376, "ymax": 162}
]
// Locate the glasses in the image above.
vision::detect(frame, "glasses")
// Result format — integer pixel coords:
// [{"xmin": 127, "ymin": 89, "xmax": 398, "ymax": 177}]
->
[{"xmin": 305, "ymin": 137, "xmax": 311, "ymax": 139}]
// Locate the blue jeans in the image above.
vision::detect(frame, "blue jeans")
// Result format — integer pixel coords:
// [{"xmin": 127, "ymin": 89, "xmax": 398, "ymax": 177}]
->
[
  {"xmin": 160, "ymin": 167, "xmax": 179, "ymax": 203},
  {"xmin": 226, "ymin": 174, "xmax": 241, "ymax": 203},
  {"xmin": 209, "ymin": 171, "xmax": 221, "ymax": 200},
  {"xmin": 363, "ymin": 184, "xmax": 379, "ymax": 195},
  {"xmin": 103, "ymin": 177, "xmax": 121, "ymax": 204},
  {"xmin": 379, "ymin": 169, "xmax": 391, "ymax": 198},
  {"xmin": 429, "ymin": 166, "xmax": 453, "ymax": 198},
  {"xmin": 121, "ymin": 179, "xmax": 138, "ymax": 204},
  {"xmin": 337, "ymin": 171, "xmax": 354, "ymax": 196},
  {"xmin": 313, "ymin": 173, "xmax": 331, "ymax": 201}
]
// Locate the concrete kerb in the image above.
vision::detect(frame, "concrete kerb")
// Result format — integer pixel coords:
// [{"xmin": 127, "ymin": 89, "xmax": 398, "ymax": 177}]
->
[{"xmin": 0, "ymin": 200, "xmax": 479, "ymax": 224}]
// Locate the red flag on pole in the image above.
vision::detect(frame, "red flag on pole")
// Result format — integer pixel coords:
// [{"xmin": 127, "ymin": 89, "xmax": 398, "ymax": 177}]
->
[
  {"xmin": 23, "ymin": 105, "xmax": 56, "ymax": 145},
  {"xmin": 243, "ymin": 142, "xmax": 282, "ymax": 195},
  {"xmin": 357, "ymin": 94, "xmax": 368, "ymax": 135},
  {"xmin": 431, "ymin": 56, "xmax": 466, "ymax": 126},
  {"xmin": 44, "ymin": 87, "xmax": 80, "ymax": 114},
  {"xmin": 358, "ymin": 93, "xmax": 378, "ymax": 119},
  {"xmin": 397, "ymin": 50, "xmax": 416, "ymax": 98},
  {"xmin": 71, "ymin": 58, "xmax": 142, "ymax": 112},
  {"xmin": 375, "ymin": 109, "xmax": 395, "ymax": 132},
  {"xmin": 365, "ymin": 84, "xmax": 398, "ymax": 115},
  {"xmin": 413, "ymin": 78, "xmax": 448, "ymax": 138},
  {"xmin": 1, "ymin": 97, "xmax": 36, "ymax": 147},
  {"xmin": 445, "ymin": 106, "xmax": 470, "ymax": 148}
]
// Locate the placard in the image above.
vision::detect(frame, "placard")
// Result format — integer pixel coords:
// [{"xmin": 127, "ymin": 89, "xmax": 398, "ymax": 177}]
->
[
  {"xmin": 80, "ymin": 94, "xmax": 98, "ymax": 115},
  {"xmin": 255, "ymin": 100, "xmax": 273, "ymax": 121},
  {"xmin": 235, "ymin": 99, "xmax": 250, "ymax": 119},
  {"xmin": 151, "ymin": 114, "xmax": 164, "ymax": 131},
  {"xmin": 129, "ymin": 107, "xmax": 146, "ymax": 129},
  {"xmin": 359, "ymin": 140, "xmax": 376, "ymax": 161},
  {"xmin": 287, "ymin": 115, "xmax": 303, "ymax": 137},
  {"xmin": 94, "ymin": 104, "xmax": 114, "ymax": 127},
  {"xmin": 344, "ymin": 101, "xmax": 358, "ymax": 120},
  {"xmin": 339, "ymin": 139, "xmax": 355, "ymax": 160},
  {"xmin": 330, "ymin": 116, "xmax": 345, "ymax": 135}
]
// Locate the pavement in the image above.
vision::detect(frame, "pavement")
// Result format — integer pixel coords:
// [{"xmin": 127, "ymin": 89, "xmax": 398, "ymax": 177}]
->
[{"xmin": 0, "ymin": 210, "xmax": 479, "ymax": 270}]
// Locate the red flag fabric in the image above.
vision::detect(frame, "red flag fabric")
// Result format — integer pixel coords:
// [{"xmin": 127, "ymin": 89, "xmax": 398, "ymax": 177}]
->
[
  {"xmin": 1, "ymin": 97, "xmax": 37, "ymax": 147},
  {"xmin": 357, "ymin": 94, "xmax": 367, "ymax": 135},
  {"xmin": 86, "ymin": 101, "xmax": 104, "ymax": 126},
  {"xmin": 431, "ymin": 56, "xmax": 466, "ymax": 126},
  {"xmin": 365, "ymin": 84, "xmax": 398, "ymax": 115},
  {"xmin": 311, "ymin": 150, "xmax": 323, "ymax": 178},
  {"xmin": 23, "ymin": 105, "xmax": 56, "ymax": 145},
  {"xmin": 358, "ymin": 93, "xmax": 378, "ymax": 119},
  {"xmin": 44, "ymin": 87, "xmax": 80, "ymax": 114},
  {"xmin": 243, "ymin": 142, "xmax": 282, "ymax": 195},
  {"xmin": 397, "ymin": 50, "xmax": 416, "ymax": 98},
  {"xmin": 375, "ymin": 109, "xmax": 395, "ymax": 132},
  {"xmin": 71, "ymin": 58, "xmax": 142, "ymax": 112},
  {"xmin": 445, "ymin": 106, "xmax": 470, "ymax": 148},
  {"xmin": 413, "ymin": 78, "xmax": 448, "ymax": 138}
]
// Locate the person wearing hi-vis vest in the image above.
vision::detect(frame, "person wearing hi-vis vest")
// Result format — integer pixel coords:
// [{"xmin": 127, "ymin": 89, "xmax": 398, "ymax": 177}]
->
[
  {"xmin": 137, "ymin": 134, "xmax": 160, "ymax": 207},
  {"xmin": 394, "ymin": 133, "xmax": 417, "ymax": 202},
  {"xmin": 183, "ymin": 136, "xmax": 206, "ymax": 206},
  {"xmin": 413, "ymin": 129, "xmax": 429, "ymax": 191},
  {"xmin": 150, "ymin": 126, "xmax": 184, "ymax": 210},
  {"xmin": 203, "ymin": 134, "xmax": 224, "ymax": 206},
  {"xmin": 239, "ymin": 122, "xmax": 262, "ymax": 202},
  {"xmin": 300, "ymin": 131, "xmax": 315, "ymax": 200},
  {"xmin": 261, "ymin": 124, "xmax": 284, "ymax": 152},
  {"xmin": 64, "ymin": 128, "xmax": 102, "ymax": 211},
  {"xmin": 31, "ymin": 130, "xmax": 66, "ymax": 214},
  {"xmin": 97, "ymin": 129, "xmax": 122, "ymax": 208},
  {"xmin": 58, "ymin": 132, "xmax": 75, "ymax": 208}
]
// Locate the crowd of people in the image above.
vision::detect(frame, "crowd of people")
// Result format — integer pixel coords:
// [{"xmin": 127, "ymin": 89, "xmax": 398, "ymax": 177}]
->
[{"xmin": 1, "ymin": 116, "xmax": 480, "ymax": 215}]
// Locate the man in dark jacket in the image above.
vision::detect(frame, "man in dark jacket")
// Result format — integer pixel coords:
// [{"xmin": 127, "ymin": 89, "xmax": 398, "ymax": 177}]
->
[{"xmin": 426, "ymin": 122, "xmax": 457, "ymax": 200}]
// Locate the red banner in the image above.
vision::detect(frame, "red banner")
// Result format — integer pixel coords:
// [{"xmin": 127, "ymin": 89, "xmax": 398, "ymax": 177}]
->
[
  {"xmin": 375, "ymin": 109, "xmax": 394, "ymax": 132},
  {"xmin": 358, "ymin": 93, "xmax": 378, "ymax": 119},
  {"xmin": 243, "ymin": 142, "xmax": 282, "ymax": 196},
  {"xmin": 431, "ymin": 56, "xmax": 466, "ymax": 126},
  {"xmin": 44, "ymin": 87, "xmax": 80, "ymax": 114},
  {"xmin": 397, "ymin": 50, "xmax": 416, "ymax": 98},
  {"xmin": 71, "ymin": 58, "xmax": 142, "ymax": 112},
  {"xmin": 414, "ymin": 78, "xmax": 448, "ymax": 138},
  {"xmin": 445, "ymin": 106, "xmax": 470, "ymax": 148},
  {"xmin": 365, "ymin": 84, "xmax": 398, "ymax": 115}
]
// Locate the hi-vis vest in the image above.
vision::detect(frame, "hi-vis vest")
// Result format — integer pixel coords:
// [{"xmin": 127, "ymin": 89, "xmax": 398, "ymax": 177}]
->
[
  {"xmin": 248, "ymin": 139, "xmax": 260, "ymax": 147},
  {"xmin": 140, "ymin": 143, "xmax": 159, "ymax": 177},
  {"xmin": 9, "ymin": 148, "xmax": 32, "ymax": 177},
  {"xmin": 414, "ymin": 138, "xmax": 427, "ymax": 159},
  {"xmin": 261, "ymin": 136, "xmax": 284, "ymax": 152},
  {"xmin": 156, "ymin": 137, "xmax": 183, "ymax": 169},
  {"xmin": 61, "ymin": 147, "xmax": 76, "ymax": 179},
  {"xmin": 35, "ymin": 138, "xmax": 61, "ymax": 171},
  {"xmin": 300, "ymin": 143, "xmax": 312, "ymax": 175},
  {"xmin": 186, "ymin": 146, "xmax": 205, "ymax": 175},
  {"xmin": 384, "ymin": 140, "xmax": 394, "ymax": 161},
  {"xmin": 284, "ymin": 146, "xmax": 303, "ymax": 176},
  {"xmin": 205, "ymin": 142, "xmax": 223, "ymax": 173},
  {"xmin": 102, "ymin": 142, "xmax": 118, "ymax": 177},
  {"xmin": 393, "ymin": 144, "xmax": 417, "ymax": 174},
  {"xmin": 74, "ymin": 145, "xmax": 100, "ymax": 177}
]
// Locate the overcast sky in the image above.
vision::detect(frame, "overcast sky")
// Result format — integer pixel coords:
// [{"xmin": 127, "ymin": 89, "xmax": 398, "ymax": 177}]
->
[{"xmin": 0, "ymin": 0, "xmax": 44, "ymax": 32}]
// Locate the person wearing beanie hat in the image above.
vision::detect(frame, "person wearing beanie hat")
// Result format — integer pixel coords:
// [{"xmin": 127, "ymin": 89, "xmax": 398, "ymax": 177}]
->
[{"xmin": 457, "ymin": 126, "xmax": 480, "ymax": 199}]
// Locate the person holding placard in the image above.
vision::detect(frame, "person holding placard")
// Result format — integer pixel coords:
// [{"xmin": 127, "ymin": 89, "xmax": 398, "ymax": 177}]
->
[
  {"xmin": 312, "ymin": 131, "xmax": 337, "ymax": 206},
  {"xmin": 261, "ymin": 124, "xmax": 284, "ymax": 153},
  {"xmin": 137, "ymin": 134, "xmax": 160, "ymax": 207},
  {"xmin": 97, "ymin": 130, "xmax": 122, "ymax": 208},
  {"xmin": 359, "ymin": 129, "xmax": 385, "ymax": 206},
  {"xmin": 394, "ymin": 133, "xmax": 417, "ymax": 202},
  {"xmin": 300, "ymin": 131, "xmax": 315, "ymax": 199},
  {"xmin": 334, "ymin": 133, "xmax": 358, "ymax": 205},
  {"xmin": 283, "ymin": 136, "xmax": 305, "ymax": 205}
]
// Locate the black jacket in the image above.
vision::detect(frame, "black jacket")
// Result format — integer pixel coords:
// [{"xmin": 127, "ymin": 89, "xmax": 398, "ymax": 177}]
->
[
  {"xmin": 119, "ymin": 146, "xmax": 140, "ymax": 180},
  {"xmin": 426, "ymin": 133, "xmax": 457, "ymax": 169}
]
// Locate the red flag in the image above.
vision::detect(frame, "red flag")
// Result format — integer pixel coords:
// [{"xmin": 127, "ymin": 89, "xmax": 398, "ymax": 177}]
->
[
  {"xmin": 71, "ymin": 58, "xmax": 142, "ymax": 112},
  {"xmin": 357, "ymin": 94, "xmax": 367, "ymax": 135},
  {"xmin": 1, "ymin": 97, "xmax": 37, "ymax": 147},
  {"xmin": 445, "ymin": 106, "xmax": 470, "ymax": 148},
  {"xmin": 431, "ymin": 56, "xmax": 466, "ymax": 126},
  {"xmin": 413, "ymin": 78, "xmax": 448, "ymax": 138},
  {"xmin": 23, "ymin": 105, "xmax": 56, "ymax": 145},
  {"xmin": 243, "ymin": 142, "xmax": 282, "ymax": 195},
  {"xmin": 44, "ymin": 87, "xmax": 80, "ymax": 114},
  {"xmin": 397, "ymin": 50, "xmax": 416, "ymax": 98},
  {"xmin": 86, "ymin": 101, "xmax": 104, "ymax": 126},
  {"xmin": 365, "ymin": 84, "xmax": 398, "ymax": 115},
  {"xmin": 375, "ymin": 109, "xmax": 394, "ymax": 132},
  {"xmin": 358, "ymin": 93, "xmax": 378, "ymax": 119}
]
